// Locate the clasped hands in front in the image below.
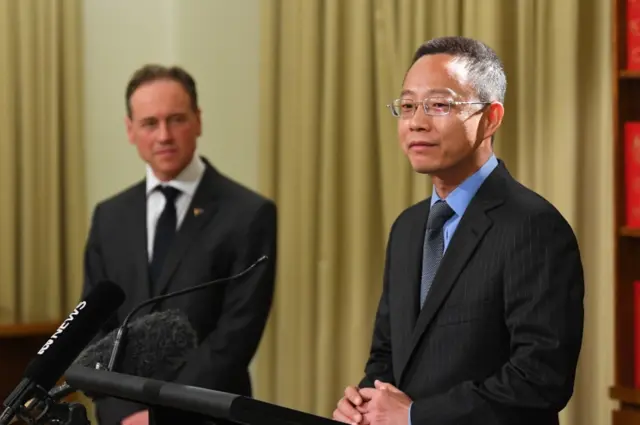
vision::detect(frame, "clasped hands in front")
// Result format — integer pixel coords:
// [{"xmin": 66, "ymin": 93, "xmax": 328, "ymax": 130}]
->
[{"xmin": 333, "ymin": 380, "xmax": 412, "ymax": 425}]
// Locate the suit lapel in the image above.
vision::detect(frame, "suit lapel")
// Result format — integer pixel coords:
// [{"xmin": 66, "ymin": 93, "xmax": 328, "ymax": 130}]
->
[
  {"xmin": 397, "ymin": 165, "xmax": 508, "ymax": 384},
  {"xmin": 409, "ymin": 204, "xmax": 493, "ymax": 341},
  {"xmin": 129, "ymin": 183, "xmax": 152, "ymax": 304},
  {"xmin": 152, "ymin": 164, "xmax": 220, "ymax": 298},
  {"xmin": 394, "ymin": 201, "xmax": 429, "ymax": 377}
]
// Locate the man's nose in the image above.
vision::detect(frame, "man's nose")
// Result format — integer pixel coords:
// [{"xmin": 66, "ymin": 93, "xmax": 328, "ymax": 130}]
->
[
  {"xmin": 157, "ymin": 121, "xmax": 171, "ymax": 142},
  {"xmin": 409, "ymin": 103, "xmax": 433, "ymax": 131}
]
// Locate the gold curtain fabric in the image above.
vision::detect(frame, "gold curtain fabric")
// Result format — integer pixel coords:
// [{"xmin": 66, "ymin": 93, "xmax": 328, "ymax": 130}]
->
[
  {"xmin": 0, "ymin": 0, "xmax": 86, "ymax": 322},
  {"xmin": 255, "ymin": 1, "xmax": 614, "ymax": 424}
]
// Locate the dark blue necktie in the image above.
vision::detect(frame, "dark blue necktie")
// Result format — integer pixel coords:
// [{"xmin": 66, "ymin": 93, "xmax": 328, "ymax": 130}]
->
[
  {"xmin": 149, "ymin": 186, "xmax": 181, "ymax": 287},
  {"xmin": 420, "ymin": 200, "xmax": 455, "ymax": 308}
]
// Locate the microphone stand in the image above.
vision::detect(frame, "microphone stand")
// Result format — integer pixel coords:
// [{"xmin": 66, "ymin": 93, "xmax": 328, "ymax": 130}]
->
[
  {"xmin": 10, "ymin": 385, "xmax": 89, "ymax": 425},
  {"xmin": 39, "ymin": 400, "xmax": 90, "ymax": 425}
]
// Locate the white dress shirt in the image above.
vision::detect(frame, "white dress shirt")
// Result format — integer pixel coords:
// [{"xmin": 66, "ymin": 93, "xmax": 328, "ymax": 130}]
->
[{"xmin": 145, "ymin": 154, "xmax": 206, "ymax": 261}]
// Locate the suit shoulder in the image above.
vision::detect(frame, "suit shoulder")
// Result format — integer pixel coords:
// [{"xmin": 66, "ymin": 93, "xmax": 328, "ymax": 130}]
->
[
  {"xmin": 388, "ymin": 198, "xmax": 430, "ymax": 234},
  {"xmin": 214, "ymin": 172, "xmax": 276, "ymax": 213},
  {"xmin": 400, "ymin": 198, "xmax": 430, "ymax": 219},
  {"xmin": 91, "ymin": 180, "xmax": 145, "ymax": 216},
  {"xmin": 500, "ymin": 178, "xmax": 574, "ymax": 233},
  {"xmin": 504, "ymin": 178, "xmax": 561, "ymax": 214}
]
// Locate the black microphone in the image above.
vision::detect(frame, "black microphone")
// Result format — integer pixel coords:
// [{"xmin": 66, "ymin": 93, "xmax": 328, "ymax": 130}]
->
[
  {"xmin": 0, "ymin": 280, "xmax": 125, "ymax": 425},
  {"xmin": 107, "ymin": 254, "xmax": 269, "ymax": 372},
  {"xmin": 48, "ymin": 309, "xmax": 198, "ymax": 401}
]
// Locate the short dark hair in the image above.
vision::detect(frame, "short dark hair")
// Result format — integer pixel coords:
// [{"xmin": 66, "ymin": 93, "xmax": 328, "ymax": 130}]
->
[
  {"xmin": 411, "ymin": 36, "xmax": 506, "ymax": 103},
  {"xmin": 125, "ymin": 64, "xmax": 199, "ymax": 118}
]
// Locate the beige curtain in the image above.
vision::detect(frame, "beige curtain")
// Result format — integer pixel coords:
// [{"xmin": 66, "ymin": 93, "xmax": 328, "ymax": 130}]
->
[
  {"xmin": 0, "ymin": 0, "xmax": 86, "ymax": 323},
  {"xmin": 256, "ymin": 1, "xmax": 614, "ymax": 424}
]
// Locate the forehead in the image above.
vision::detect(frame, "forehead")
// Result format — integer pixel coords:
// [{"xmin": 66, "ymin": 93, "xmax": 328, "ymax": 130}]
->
[
  {"xmin": 129, "ymin": 79, "xmax": 192, "ymax": 118},
  {"xmin": 402, "ymin": 53, "xmax": 471, "ymax": 98}
]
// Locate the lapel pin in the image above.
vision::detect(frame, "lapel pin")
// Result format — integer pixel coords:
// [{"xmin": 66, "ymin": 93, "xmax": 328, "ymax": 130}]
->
[{"xmin": 193, "ymin": 208, "xmax": 204, "ymax": 217}]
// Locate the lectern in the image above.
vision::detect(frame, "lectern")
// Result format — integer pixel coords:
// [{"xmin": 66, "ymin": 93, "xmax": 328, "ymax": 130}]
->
[{"xmin": 64, "ymin": 364, "xmax": 341, "ymax": 425}]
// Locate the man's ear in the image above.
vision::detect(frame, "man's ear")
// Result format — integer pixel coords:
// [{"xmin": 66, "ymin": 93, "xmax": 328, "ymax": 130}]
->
[
  {"xmin": 194, "ymin": 108, "xmax": 202, "ymax": 137},
  {"xmin": 483, "ymin": 102, "xmax": 504, "ymax": 140},
  {"xmin": 125, "ymin": 116, "xmax": 135, "ymax": 144}
]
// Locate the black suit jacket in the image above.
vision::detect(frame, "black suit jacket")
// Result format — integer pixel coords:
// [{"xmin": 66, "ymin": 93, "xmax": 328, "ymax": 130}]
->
[
  {"xmin": 360, "ymin": 161, "xmax": 584, "ymax": 425},
  {"xmin": 82, "ymin": 158, "xmax": 277, "ymax": 425}
]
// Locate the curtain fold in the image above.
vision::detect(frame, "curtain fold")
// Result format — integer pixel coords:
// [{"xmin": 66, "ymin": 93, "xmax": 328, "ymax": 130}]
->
[
  {"xmin": 0, "ymin": 0, "xmax": 86, "ymax": 323},
  {"xmin": 256, "ymin": 1, "xmax": 613, "ymax": 424}
]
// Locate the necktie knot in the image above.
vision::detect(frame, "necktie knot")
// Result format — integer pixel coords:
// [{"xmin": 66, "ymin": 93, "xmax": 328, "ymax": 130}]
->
[
  {"xmin": 427, "ymin": 200, "xmax": 454, "ymax": 230},
  {"xmin": 157, "ymin": 185, "xmax": 181, "ymax": 204}
]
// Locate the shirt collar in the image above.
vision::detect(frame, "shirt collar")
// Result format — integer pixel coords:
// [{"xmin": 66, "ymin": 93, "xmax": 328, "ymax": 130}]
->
[
  {"xmin": 145, "ymin": 154, "xmax": 206, "ymax": 198},
  {"xmin": 430, "ymin": 154, "xmax": 498, "ymax": 217}
]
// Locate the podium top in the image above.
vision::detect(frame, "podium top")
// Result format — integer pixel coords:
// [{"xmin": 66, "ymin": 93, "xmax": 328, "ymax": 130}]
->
[{"xmin": 65, "ymin": 365, "xmax": 340, "ymax": 425}]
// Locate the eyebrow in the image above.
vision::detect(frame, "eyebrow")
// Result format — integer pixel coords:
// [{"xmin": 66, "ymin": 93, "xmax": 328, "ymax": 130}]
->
[
  {"xmin": 138, "ymin": 112, "xmax": 186, "ymax": 123},
  {"xmin": 400, "ymin": 88, "xmax": 456, "ymax": 97}
]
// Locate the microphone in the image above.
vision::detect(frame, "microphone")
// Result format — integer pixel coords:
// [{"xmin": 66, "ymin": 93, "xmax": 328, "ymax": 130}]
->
[
  {"xmin": 48, "ymin": 309, "xmax": 198, "ymax": 401},
  {"xmin": 107, "ymin": 254, "xmax": 269, "ymax": 372},
  {"xmin": 0, "ymin": 280, "xmax": 125, "ymax": 425}
]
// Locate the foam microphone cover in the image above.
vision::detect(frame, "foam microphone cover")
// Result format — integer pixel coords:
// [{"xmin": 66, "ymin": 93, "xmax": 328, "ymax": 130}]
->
[{"xmin": 74, "ymin": 309, "xmax": 198, "ymax": 381}]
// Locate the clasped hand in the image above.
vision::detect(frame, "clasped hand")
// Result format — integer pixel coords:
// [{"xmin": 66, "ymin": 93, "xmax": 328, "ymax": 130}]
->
[
  {"xmin": 121, "ymin": 409, "xmax": 149, "ymax": 425},
  {"xmin": 333, "ymin": 380, "xmax": 412, "ymax": 425}
]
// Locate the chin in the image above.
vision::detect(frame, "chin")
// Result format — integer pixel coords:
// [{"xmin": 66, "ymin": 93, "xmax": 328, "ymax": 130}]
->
[
  {"xmin": 156, "ymin": 155, "xmax": 184, "ymax": 169},
  {"xmin": 152, "ymin": 161, "xmax": 186, "ymax": 180},
  {"xmin": 409, "ymin": 158, "xmax": 441, "ymax": 175}
]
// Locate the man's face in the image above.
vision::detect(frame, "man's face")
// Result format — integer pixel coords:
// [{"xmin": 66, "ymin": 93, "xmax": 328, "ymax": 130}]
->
[
  {"xmin": 126, "ymin": 79, "xmax": 201, "ymax": 181},
  {"xmin": 397, "ymin": 53, "xmax": 502, "ymax": 178}
]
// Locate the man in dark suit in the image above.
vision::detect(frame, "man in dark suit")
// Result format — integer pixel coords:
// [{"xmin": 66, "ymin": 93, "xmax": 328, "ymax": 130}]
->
[
  {"xmin": 333, "ymin": 36, "xmax": 584, "ymax": 425},
  {"xmin": 82, "ymin": 65, "xmax": 277, "ymax": 425}
]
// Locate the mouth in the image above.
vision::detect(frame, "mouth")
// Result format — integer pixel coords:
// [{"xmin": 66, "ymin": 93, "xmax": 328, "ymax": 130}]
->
[
  {"xmin": 408, "ymin": 141, "xmax": 438, "ymax": 150},
  {"xmin": 155, "ymin": 148, "xmax": 177, "ymax": 156}
]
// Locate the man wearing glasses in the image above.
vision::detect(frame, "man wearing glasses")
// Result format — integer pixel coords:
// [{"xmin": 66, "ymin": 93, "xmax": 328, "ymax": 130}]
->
[{"xmin": 333, "ymin": 36, "xmax": 584, "ymax": 425}]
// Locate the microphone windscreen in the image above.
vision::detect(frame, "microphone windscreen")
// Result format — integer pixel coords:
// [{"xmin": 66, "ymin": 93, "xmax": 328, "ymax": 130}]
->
[
  {"xmin": 23, "ymin": 281, "xmax": 125, "ymax": 390},
  {"xmin": 74, "ymin": 309, "xmax": 197, "ymax": 380}
]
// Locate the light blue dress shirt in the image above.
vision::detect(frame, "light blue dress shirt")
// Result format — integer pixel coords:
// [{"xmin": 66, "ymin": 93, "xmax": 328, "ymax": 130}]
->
[{"xmin": 407, "ymin": 154, "xmax": 498, "ymax": 425}]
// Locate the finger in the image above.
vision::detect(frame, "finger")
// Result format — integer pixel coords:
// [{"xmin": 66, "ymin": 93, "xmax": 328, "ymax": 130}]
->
[
  {"xmin": 333, "ymin": 408, "xmax": 354, "ymax": 424},
  {"xmin": 355, "ymin": 403, "xmax": 368, "ymax": 414},
  {"xmin": 345, "ymin": 386, "xmax": 363, "ymax": 405},
  {"xmin": 337, "ymin": 397, "xmax": 363, "ymax": 423},
  {"xmin": 379, "ymin": 381, "xmax": 402, "ymax": 394},
  {"xmin": 374, "ymin": 380, "xmax": 388, "ymax": 390},
  {"xmin": 358, "ymin": 387, "xmax": 377, "ymax": 400},
  {"xmin": 362, "ymin": 413, "xmax": 374, "ymax": 425}
]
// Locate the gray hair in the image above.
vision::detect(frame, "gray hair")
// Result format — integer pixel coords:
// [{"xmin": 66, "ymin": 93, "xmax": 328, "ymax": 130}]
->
[{"xmin": 411, "ymin": 36, "xmax": 506, "ymax": 103}]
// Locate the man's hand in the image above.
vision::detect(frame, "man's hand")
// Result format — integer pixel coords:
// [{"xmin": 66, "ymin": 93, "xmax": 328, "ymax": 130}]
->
[
  {"xmin": 358, "ymin": 380, "xmax": 412, "ymax": 425},
  {"xmin": 333, "ymin": 385, "xmax": 372, "ymax": 424},
  {"xmin": 121, "ymin": 410, "xmax": 149, "ymax": 425}
]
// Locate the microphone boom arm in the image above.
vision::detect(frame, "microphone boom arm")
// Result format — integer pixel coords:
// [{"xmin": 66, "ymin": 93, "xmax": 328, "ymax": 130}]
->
[{"xmin": 106, "ymin": 255, "xmax": 268, "ymax": 372}]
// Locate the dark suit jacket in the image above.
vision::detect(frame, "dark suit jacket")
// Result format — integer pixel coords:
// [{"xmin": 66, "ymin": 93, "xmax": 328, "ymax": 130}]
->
[
  {"xmin": 360, "ymin": 161, "xmax": 584, "ymax": 425},
  {"xmin": 82, "ymin": 158, "xmax": 277, "ymax": 425}
]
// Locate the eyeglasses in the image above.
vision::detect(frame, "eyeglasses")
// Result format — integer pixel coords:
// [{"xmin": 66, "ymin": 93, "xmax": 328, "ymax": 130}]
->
[{"xmin": 387, "ymin": 97, "xmax": 491, "ymax": 118}]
